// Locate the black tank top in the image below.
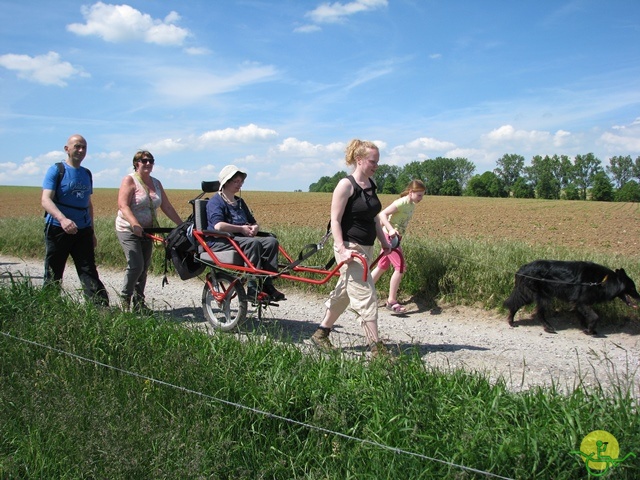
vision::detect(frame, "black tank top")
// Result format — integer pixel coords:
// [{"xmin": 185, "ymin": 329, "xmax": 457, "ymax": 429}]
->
[{"xmin": 340, "ymin": 175, "xmax": 381, "ymax": 246}]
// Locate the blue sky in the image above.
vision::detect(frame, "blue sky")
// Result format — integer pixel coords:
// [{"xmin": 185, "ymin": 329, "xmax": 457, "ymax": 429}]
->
[{"xmin": 1, "ymin": 0, "xmax": 639, "ymax": 192}]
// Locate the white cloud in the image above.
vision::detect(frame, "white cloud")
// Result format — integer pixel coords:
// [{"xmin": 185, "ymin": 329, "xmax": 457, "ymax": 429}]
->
[
  {"xmin": 199, "ymin": 124, "xmax": 278, "ymax": 144},
  {"xmin": 293, "ymin": 24, "xmax": 322, "ymax": 34},
  {"xmin": 0, "ymin": 151, "xmax": 68, "ymax": 185},
  {"xmin": 553, "ymin": 130, "xmax": 572, "ymax": 147},
  {"xmin": 67, "ymin": 2, "xmax": 190, "ymax": 46},
  {"xmin": 599, "ymin": 132, "xmax": 640, "ymax": 152},
  {"xmin": 184, "ymin": 46, "xmax": 211, "ymax": 56},
  {"xmin": 484, "ymin": 124, "xmax": 554, "ymax": 147},
  {"xmin": 404, "ymin": 137, "xmax": 457, "ymax": 151},
  {"xmin": 153, "ymin": 64, "xmax": 278, "ymax": 102},
  {"xmin": 346, "ymin": 65, "xmax": 393, "ymax": 89},
  {"xmin": 140, "ymin": 125, "xmax": 278, "ymax": 156},
  {"xmin": 479, "ymin": 125, "xmax": 584, "ymax": 162},
  {"xmin": 276, "ymin": 137, "xmax": 345, "ymax": 157},
  {"xmin": 605, "ymin": 118, "xmax": 640, "ymax": 152},
  {"xmin": 306, "ymin": 0, "xmax": 388, "ymax": 24},
  {"xmin": 0, "ymin": 51, "xmax": 88, "ymax": 86},
  {"xmin": 27, "ymin": 151, "xmax": 67, "ymax": 168},
  {"xmin": 142, "ymin": 137, "xmax": 190, "ymax": 154},
  {"xmin": 378, "ymin": 137, "xmax": 457, "ymax": 166},
  {"xmin": 612, "ymin": 117, "xmax": 640, "ymax": 131}
]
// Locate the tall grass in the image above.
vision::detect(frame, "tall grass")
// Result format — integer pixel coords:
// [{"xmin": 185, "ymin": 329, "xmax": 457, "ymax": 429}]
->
[
  {"xmin": 272, "ymin": 225, "xmax": 640, "ymax": 323},
  {"xmin": 1, "ymin": 280, "xmax": 638, "ymax": 478},
  {"xmin": 2, "ymin": 216, "xmax": 640, "ymax": 322}
]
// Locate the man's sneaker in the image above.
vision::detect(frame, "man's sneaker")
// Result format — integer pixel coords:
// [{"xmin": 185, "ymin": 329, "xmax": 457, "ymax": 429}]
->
[{"xmin": 311, "ymin": 327, "xmax": 335, "ymax": 351}]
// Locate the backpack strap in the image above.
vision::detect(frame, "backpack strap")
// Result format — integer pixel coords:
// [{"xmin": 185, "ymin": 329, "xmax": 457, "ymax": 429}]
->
[
  {"xmin": 53, "ymin": 162, "xmax": 65, "ymax": 199},
  {"xmin": 321, "ymin": 176, "xmax": 376, "ymax": 270}
]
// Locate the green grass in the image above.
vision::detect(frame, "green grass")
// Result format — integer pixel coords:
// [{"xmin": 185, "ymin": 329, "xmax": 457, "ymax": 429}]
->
[
  {"xmin": 2, "ymin": 216, "xmax": 640, "ymax": 321},
  {"xmin": 1, "ymin": 214, "xmax": 639, "ymax": 477},
  {"xmin": 1, "ymin": 280, "xmax": 638, "ymax": 478}
]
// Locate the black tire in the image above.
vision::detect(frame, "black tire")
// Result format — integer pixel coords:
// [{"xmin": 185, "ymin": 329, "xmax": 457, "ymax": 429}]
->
[{"xmin": 201, "ymin": 271, "xmax": 247, "ymax": 331}]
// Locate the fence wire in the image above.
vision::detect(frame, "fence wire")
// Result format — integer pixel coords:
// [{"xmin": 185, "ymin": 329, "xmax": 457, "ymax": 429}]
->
[{"xmin": 1, "ymin": 330, "xmax": 514, "ymax": 480}]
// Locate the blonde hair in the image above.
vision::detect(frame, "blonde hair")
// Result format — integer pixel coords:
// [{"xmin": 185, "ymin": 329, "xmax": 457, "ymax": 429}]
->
[
  {"xmin": 400, "ymin": 179, "xmax": 426, "ymax": 197},
  {"xmin": 344, "ymin": 139, "xmax": 379, "ymax": 167}
]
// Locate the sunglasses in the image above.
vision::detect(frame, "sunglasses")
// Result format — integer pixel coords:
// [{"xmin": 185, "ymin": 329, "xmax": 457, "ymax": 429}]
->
[{"xmin": 138, "ymin": 158, "xmax": 155, "ymax": 165}]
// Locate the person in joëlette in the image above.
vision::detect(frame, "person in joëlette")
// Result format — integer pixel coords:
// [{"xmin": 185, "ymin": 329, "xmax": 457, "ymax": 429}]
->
[
  {"xmin": 370, "ymin": 179, "xmax": 426, "ymax": 314},
  {"xmin": 205, "ymin": 164, "xmax": 285, "ymax": 303}
]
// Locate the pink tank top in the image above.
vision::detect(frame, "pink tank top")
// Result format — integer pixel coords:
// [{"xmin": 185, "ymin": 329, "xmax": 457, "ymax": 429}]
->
[{"xmin": 115, "ymin": 173, "xmax": 162, "ymax": 232}]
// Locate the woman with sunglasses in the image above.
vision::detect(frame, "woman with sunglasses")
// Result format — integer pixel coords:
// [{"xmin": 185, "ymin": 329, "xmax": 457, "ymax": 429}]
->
[{"xmin": 115, "ymin": 150, "xmax": 183, "ymax": 312}]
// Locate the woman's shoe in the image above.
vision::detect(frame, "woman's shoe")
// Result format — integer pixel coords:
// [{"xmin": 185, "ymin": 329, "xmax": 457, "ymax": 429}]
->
[{"xmin": 264, "ymin": 284, "xmax": 285, "ymax": 301}]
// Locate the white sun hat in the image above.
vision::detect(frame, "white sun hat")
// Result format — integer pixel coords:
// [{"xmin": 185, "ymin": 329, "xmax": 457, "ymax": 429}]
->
[{"xmin": 218, "ymin": 164, "xmax": 247, "ymax": 189}]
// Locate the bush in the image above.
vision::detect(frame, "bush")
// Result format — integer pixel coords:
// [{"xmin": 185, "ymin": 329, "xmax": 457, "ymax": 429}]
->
[
  {"xmin": 615, "ymin": 180, "xmax": 640, "ymax": 202},
  {"xmin": 590, "ymin": 172, "xmax": 614, "ymax": 201}
]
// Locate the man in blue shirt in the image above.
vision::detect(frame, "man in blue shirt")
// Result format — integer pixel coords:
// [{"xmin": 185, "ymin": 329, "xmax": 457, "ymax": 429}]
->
[{"xmin": 41, "ymin": 134, "xmax": 109, "ymax": 306}]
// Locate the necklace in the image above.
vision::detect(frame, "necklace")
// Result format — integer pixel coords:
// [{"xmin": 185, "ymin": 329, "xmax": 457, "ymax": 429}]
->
[
  {"xmin": 220, "ymin": 190, "xmax": 237, "ymax": 205},
  {"xmin": 134, "ymin": 172, "xmax": 158, "ymax": 227}
]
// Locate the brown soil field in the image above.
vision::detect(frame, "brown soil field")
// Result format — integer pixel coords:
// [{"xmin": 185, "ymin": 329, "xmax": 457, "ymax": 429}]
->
[{"xmin": 3, "ymin": 186, "xmax": 639, "ymax": 259}]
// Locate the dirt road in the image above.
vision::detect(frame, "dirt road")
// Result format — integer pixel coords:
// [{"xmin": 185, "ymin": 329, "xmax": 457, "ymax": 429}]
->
[{"xmin": 2, "ymin": 254, "xmax": 638, "ymax": 395}]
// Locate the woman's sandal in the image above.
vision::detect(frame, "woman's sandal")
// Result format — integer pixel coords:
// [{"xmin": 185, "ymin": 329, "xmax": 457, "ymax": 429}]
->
[{"xmin": 386, "ymin": 302, "xmax": 407, "ymax": 314}]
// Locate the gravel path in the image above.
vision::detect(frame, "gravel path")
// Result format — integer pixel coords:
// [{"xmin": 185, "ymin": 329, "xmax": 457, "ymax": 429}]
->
[{"xmin": 2, "ymin": 254, "xmax": 639, "ymax": 394}]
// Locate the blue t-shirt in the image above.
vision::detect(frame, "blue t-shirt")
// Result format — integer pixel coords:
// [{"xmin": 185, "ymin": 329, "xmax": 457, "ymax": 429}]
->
[
  {"xmin": 42, "ymin": 163, "xmax": 93, "ymax": 229},
  {"xmin": 206, "ymin": 194, "xmax": 255, "ymax": 231}
]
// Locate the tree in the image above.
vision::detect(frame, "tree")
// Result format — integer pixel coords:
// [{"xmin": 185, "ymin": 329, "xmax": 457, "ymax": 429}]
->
[
  {"xmin": 308, "ymin": 171, "xmax": 346, "ymax": 193},
  {"xmin": 606, "ymin": 155, "xmax": 634, "ymax": 188},
  {"xmin": 573, "ymin": 153, "xmax": 602, "ymax": 200},
  {"xmin": 526, "ymin": 155, "xmax": 561, "ymax": 199},
  {"xmin": 465, "ymin": 171, "xmax": 507, "ymax": 197},
  {"xmin": 494, "ymin": 153, "xmax": 525, "ymax": 196},
  {"xmin": 452, "ymin": 157, "xmax": 476, "ymax": 190},
  {"xmin": 558, "ymin": 155, "xmax": 574, "ymax": 189},
  {"xmin": 373, "ymin": 164, "xmax": 400, "ymax": 194},
  {"xmin": 563, "ymin": 183, "xmax": 581, "ymax": 200},
  {"xmin": 512, "ymin": 177, "xmax": 535, "ymax": 198},
  {"xmin": 590, "ymin": 171, "xmax": 614, "ymax": 201},
  {"xmin": 440, "ymin": 179, "xmax": 462, "ymax": 196},
  {"xmin": 615, "ymin": 180, "xmax": 640, "ymax": 202},
  {"xmin": 422, "ymin": 158, "xmax": 451, "ymax": 195},
  {"xmin": 421, "ymin": 157, "xmax": 475, "ymax": 195},
  {"xmin": 634, "ymin": 156, "xmax": 640, "ymax": 182}
]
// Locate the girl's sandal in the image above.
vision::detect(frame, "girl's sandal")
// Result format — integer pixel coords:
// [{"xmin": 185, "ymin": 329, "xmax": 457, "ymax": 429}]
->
[{"xmin": 386, "ymin": 302, "xmax": 407, "ymax": 314}]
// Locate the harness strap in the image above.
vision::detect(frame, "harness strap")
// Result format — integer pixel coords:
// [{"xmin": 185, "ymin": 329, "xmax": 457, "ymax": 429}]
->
[{"xmin": 280, "ymin": 227, "xmax": 333, "ymax": 273}]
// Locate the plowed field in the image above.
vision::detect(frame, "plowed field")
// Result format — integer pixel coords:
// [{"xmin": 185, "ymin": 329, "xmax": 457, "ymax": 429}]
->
[{"xmin": 3, "ymin": 187, "xmax": 639, "ymax": 259}]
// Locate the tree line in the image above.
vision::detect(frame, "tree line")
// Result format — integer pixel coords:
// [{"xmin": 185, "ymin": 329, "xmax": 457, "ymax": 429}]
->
[{"xmin": 308, "ymin": 154, "xmax": 640, "ymax": 202}]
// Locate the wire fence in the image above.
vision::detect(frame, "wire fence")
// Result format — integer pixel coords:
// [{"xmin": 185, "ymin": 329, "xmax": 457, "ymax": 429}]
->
[{"xmin": 1, "ymin": 329, "xmax": 515, "ymax": 479}]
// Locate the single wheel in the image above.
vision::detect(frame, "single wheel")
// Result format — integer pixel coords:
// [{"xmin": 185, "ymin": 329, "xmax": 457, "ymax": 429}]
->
[{"xmin": 201, "ymin": 271, "xmax": 247, "ymax": 331}]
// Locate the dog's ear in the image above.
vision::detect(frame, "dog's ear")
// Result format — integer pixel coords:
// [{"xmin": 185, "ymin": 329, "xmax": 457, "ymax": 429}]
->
[{"xmin": 615, "ymin": 268, "xmax": 626, "ymax": 275}]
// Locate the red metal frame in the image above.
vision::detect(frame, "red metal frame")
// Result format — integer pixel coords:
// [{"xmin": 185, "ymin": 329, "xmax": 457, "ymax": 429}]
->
[{"xmin": 191, "ymin": 229, "xmax": 370, "ymax": 284}]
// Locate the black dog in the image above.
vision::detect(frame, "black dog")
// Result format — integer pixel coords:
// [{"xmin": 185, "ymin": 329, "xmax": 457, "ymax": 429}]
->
[{"xmin": 504, "ymin": 260, "xmax": 639, "ymax": 335}]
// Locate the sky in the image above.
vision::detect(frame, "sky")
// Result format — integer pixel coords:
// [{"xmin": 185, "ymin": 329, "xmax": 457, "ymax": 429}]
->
[{"xmin": 0, "ymin": 0, "xmax": 639, "ymax": 192}]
